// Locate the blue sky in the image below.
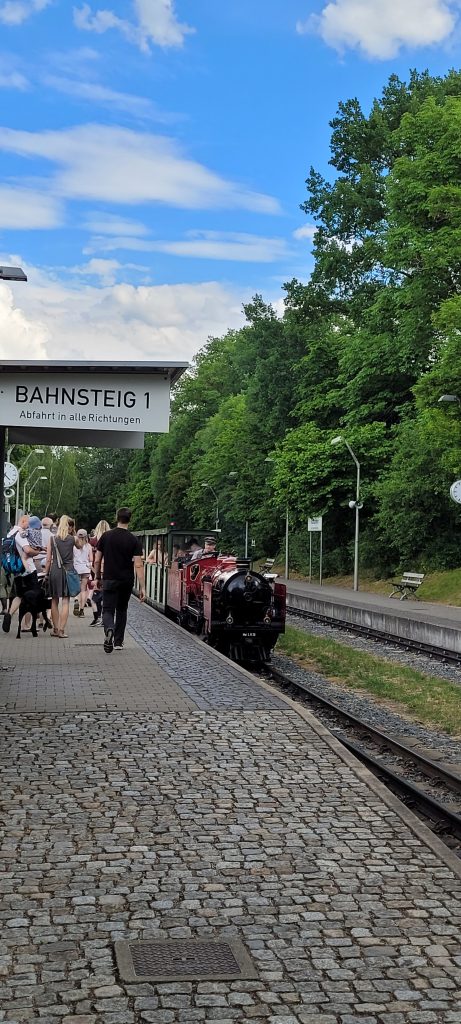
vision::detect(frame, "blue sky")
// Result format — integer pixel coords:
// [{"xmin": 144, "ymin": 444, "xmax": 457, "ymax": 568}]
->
[{"xmin": 1, "ymin": 0, "xmax": 461, "ymax": 362}]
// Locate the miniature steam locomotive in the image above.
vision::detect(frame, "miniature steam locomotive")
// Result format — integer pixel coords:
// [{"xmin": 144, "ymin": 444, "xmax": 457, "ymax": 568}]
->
[{"xmin": 140, "ymin": 529, "xmax": 286, "ymax": 663}]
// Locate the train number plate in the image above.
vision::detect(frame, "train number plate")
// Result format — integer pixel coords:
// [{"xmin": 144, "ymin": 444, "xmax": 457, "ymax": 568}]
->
[{"xmin": 242, "ymin": 632, "xmax": 256, "ymax": 637}]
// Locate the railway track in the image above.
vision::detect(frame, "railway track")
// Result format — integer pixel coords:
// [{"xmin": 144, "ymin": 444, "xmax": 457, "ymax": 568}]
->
[
  {"xmin": 266, "ymin": 665, "xmax": 461, "ymax": 853},
  {"xmin": 287, "ymin": 605, "xmax": 461, "ymax": 666}
]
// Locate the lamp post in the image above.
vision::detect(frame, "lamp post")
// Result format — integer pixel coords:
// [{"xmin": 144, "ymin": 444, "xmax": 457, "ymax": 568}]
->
[
  {"xmin": 0, "ymin": 265, "xmax": 27, "ymax": 536},
  {"xmin": 331, "ymin": 435, "xmax": 361, "ymax": 592},
  {"xmin": 28, "ymin": 476, "xmax": 47, "ymax": 512},
  {"xmin": 15, "ymin": 448, "xmax": 45, "ymax": 522},
  {"xmin": 201, "ymin": 483, "xmax": 219, "ymax": 531},
  {"xmin": 264, "ymin": 457, "xmax": 289, "ymax": 580},
  {"xmin": 23, "ymin": 466, "xmax": 46, "ymax": 512}
]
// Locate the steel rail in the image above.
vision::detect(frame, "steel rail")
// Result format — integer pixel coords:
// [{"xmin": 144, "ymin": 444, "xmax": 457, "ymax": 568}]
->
[
  {"xmin": 267, "ymin": 666, "xmax": 461, "ymax": 842},
  {"xmin": 336, "ymin": 733, "xmax": 461, "ymax": 841},
  {"xmin": 287, "ymin": 606, "xmax": 461, "ymax": 666},
  {"xmin": 269, "ymin": 667, "xmax": 461, "ymax": 794}
]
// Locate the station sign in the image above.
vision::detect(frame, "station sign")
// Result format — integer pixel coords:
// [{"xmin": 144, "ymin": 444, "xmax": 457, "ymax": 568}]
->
[
  {"xmin": 308, "ymin": 516, "xmax": 323, "ymax": 532},
  {"xmin": 0, "ymin": 372, "xmax": 170, "ymax": 435}
]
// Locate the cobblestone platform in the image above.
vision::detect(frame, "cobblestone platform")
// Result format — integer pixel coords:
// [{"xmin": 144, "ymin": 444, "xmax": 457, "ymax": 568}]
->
[{"xmin": 1, "ymin": 600, "xmax": 461, "ymax": 1024}]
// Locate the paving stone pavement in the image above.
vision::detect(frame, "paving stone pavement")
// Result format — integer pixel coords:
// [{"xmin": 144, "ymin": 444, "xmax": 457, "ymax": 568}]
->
[
  {"xmin": 127, "ymin": 602, "xmax": 287, "ymax": 710},
  {"xmin": 1, "ymin": 600, "xmax": 461, "ymax": 1024}
]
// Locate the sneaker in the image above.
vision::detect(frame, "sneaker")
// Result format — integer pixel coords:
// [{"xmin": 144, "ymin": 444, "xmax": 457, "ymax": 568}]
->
[
  {"xmin": 89, "ymin": 616, "xmax": 99, "ymax": 627},
  {"xmin": 79, "ymin": 609, "xmax": 85, "ymax": 617},
  {"xmin": 104, "ymin": 628, "xmax": 114, "ymax": 654},
  {"xmin": 2, "ymin": 612, "xmax": 11, "ymax": 633},
  {"xmin": 113, "ymin": 642, "xmax": 124, "ymax": 650}
]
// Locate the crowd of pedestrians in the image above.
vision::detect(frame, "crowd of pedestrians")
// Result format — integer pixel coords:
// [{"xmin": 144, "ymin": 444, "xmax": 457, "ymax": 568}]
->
[{"xmin": 1, "ymin": 507, "xmax": 144, "ymax": 651}]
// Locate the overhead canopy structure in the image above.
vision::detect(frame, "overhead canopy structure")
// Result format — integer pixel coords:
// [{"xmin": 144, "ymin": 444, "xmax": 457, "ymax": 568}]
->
[{"xmin": 0, "ymin": 360, "xmax": 188, "ymax": 449}]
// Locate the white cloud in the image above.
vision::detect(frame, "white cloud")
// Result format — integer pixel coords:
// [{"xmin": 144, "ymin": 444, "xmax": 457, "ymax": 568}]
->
[
  {"xmin": 0, "ymin": 283, "xmax": 49, "ymax": 359},
  {"xmin": 70, "ymin": 257, "xmax": 150, "ymax": 285},
  {"xmin": 82, "ymin": 212, "xmax": 150, "ymax": 237},
  {"xmin": 0, "ymin": 0, "xmax": 51, "ymax": 26},
  {"xmin": 0, "ymin": 186, "xmax": 62, "ymax": 228},
  {"xmin": 298, "ymin": 0, "xmax": 459, "ymax": 59},
  {"xmin": 0, "ymin": 123, "xmax": 280, "ymax": 213},
  {"xmin": 293, "ymin": 224, "xmax": 316, "ymax": 241},
  {"xmin": 0, "ymin": 55, "xmax": 29, "ymax": 90},
  {"xmin": 134, "ymin": 0, "xmax": 194, "ymax": 48},
  {"xmin": 74, "ymin": 0, "xmax": 194, "ymax": 52},
  {"xmin": 0, "ymin": 70, "xmax": 28, "ymax": 89},
  {"xmin": 86, "ymin": 230, "xmax": 290, "ymax": 263},
  {"xmin": 71, "ymin": 258, "xmax": 124, "ymax": 285},
  {"xmin": 0, "ymin": 260, "xmax": 247, "ymax": 362},
  {"xmin": 42, "ymin": 74, "xmax": 171, "ymax": 121}
]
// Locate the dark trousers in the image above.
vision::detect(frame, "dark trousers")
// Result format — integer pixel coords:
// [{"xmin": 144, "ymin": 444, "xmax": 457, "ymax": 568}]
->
[{"xmin": 102, "ymin": 580, "xmax": 132, "ymax": 644}]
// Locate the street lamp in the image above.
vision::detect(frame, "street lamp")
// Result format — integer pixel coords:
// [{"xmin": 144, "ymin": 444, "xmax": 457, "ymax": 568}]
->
[
  {"xmin": 28, "ymin": 476, "xmax": 47, "ymax": 511},
  {"xmin": 0, "ymin": 265, "xmax": 27, "ymax": 282},
  {"xmin": 331, "ymin": 435, "xmax": 362, "ymax": 592},
  {"xmin": 438, "ymin": 394, "xmax": 460, "ymax": 405},
  {"xmin": 0, "ymin": 264, "xmax": 27, "ymax": 536},
  {"xmin": 201, "ymin": 483, "xmax": 219, "ymax": 531},
  {"xmin": 265, "ymin": 457, "xmax": 290, "ymax": 580},
  {"xmin": 23, "ymin": 466, "xmax": 46, "ymax": 512},
  {"xmin": 15, "ymin": 448, "xmax": 45, "ymax": 522}
]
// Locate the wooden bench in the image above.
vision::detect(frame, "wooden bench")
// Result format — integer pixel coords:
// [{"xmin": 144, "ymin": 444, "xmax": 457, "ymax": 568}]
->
[
  {"xmin": 261, "ymin": 558, "xmax": 278, "ymax": 580},
  {"xmin": 389, "ymin": 572, "xmax": 425, "ymax": 600}
]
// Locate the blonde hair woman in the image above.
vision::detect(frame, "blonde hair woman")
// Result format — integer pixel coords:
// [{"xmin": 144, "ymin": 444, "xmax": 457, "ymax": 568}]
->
[
  {"xmin": 44, "ymin": 515, "xmax": 81, "ymax": 638},
  {"xmin": 88, "ymin": 520, "xmax": 110, "ymax": 625},
  {"xmin": 94, "ymin": 520, "xmax": 110, "ymax": 541},
  {"xmin": 74, "ymin": 529, "xmax": 92, "ymax": 616}
]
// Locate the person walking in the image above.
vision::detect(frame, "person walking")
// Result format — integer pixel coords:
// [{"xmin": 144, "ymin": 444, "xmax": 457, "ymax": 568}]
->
[
  {"xmin": 88, "ymin": 520, "xmax": 110, "ymax": 626},
  {"xmin": 2, "ymin": 515, "xmax": 40, "ymax": 633},
  {"xmin": 44, "ymin": 514, "xmax": 80, "ymax": 638},
  {"xmin": 93, "ymin": 507, "xmax": 145, "ymax": 653},
  {"xmin": 73, "ymin": 529, "xmax": 92, "ymax": 616}
]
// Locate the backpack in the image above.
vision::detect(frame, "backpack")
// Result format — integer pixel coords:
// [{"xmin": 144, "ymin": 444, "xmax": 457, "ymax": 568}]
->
[{"xmin": 1, "ymin": 535, "xmax": 25, "ymax": 578}]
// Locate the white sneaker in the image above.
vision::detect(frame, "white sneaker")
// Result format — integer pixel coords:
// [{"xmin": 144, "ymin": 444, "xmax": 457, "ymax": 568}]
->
[{"xmin": 113, "ymin": 642, "xmax": 124, "ymax": 650}]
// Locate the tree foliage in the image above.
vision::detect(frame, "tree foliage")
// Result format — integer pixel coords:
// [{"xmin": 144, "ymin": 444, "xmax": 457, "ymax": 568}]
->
[{"xmin": 17, "ymin": 68, "xmax": 461, "ymax": 575}]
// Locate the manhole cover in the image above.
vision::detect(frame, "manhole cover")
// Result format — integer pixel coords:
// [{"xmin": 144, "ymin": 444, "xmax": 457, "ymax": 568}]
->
[{"xmin": 115, "ymin": 939, "xmax": 257, "ymax": 982}]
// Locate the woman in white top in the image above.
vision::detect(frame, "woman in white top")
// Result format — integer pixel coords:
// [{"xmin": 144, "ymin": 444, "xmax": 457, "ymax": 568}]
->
[{"xmin": 73, "ymin": 529, "xmax": 92, "ymax": 616}]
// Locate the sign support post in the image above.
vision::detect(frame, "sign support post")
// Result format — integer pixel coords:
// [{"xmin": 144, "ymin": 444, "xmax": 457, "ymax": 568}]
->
[{"xmin": 308, "ymin": 516, "xmax": 323, "ymax": 586}]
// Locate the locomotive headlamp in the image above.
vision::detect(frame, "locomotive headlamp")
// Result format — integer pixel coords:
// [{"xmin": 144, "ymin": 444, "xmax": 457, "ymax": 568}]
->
[{"xmin": 226, "ymin": 614, "xmax": 234, "ymax": 625}]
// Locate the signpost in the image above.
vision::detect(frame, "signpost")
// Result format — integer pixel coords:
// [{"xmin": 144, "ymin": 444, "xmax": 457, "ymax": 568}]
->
[
  {"xmin": 308, "ymin": 516, "xmax": 323, "ymax": 586},
  {"xmin": 0, "ymin": 372, "xmax": 170, "ymax": 435},
  {"xmin": 0, "ymin": 360, "xmax": 188, "ymax": 537}
]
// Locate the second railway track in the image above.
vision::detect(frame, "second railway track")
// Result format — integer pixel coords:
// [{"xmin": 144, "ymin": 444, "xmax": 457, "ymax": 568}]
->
[
  {"xmin": 266, "ymin": 664, "xmax": 461, "ymax": 854},
  {"xmin": 287, "ymin": 605, "xmax": 461, "ymax": 666}
]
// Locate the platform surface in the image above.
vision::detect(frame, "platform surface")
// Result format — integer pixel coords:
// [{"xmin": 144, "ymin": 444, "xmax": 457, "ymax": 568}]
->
[
  {"xmin": 1, "ymin": 601, "xmax": 460, "ymax": 1024},
  {"xmin": 284, "ymin": 578, "xmax": 461, "ymax": 630}
]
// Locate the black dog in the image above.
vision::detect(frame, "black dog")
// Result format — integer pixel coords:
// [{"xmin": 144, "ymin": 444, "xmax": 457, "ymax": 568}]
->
[{"xmin": 16, "ymin": 578, "xmax": 53, "ymax": 639}]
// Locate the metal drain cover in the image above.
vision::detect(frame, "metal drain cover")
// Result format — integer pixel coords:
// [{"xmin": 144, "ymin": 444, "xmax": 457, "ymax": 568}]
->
[{"xmin": 115, "ymin": 939, "xmax": 257, "ymax": 983}]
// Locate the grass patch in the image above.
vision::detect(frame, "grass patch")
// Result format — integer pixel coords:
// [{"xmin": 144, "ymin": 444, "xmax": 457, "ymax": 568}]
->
[{"xmin": 278, "ymin": 625, "xmax": 461, "ymax": 736}]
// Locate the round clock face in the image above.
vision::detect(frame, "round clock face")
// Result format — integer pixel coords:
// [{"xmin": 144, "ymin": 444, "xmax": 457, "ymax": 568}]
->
[
  {"xmin": 450, "ymin": 480, "xmax": 461, "ymax": 505},
  {"xmin": 3, "ymin": 461, "xmax": 18, "ymax": 488}
]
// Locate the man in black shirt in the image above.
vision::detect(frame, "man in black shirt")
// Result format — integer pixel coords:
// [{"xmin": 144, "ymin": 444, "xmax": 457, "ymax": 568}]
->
[{"xmin": 93, "ymin": 507, "xmax": 145, "ymax": 653}]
